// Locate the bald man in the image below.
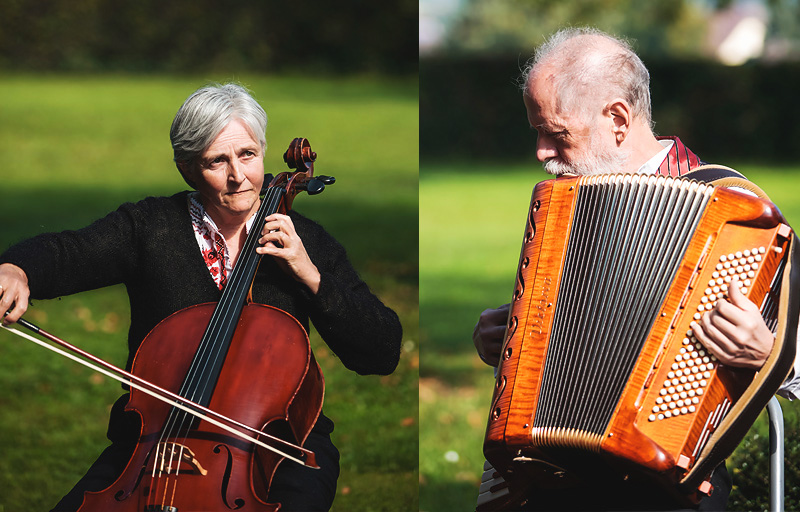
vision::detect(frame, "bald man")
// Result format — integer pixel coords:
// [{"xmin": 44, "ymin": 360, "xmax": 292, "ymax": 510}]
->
[{"xmin": 474, "ymin": 27, "xmax": 800, "ymax": 511}]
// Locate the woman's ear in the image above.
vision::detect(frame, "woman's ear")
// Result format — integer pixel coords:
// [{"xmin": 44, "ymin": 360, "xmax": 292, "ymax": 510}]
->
[{"xmin": 177, "ymin": 161, "xmax": 197, "ymax": 189}]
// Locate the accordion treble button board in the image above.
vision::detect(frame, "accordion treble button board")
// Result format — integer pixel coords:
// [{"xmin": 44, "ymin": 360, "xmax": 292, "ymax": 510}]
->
[{"xmin": 635, "ymin": 219, "xmax": 788, "ymax": 472}]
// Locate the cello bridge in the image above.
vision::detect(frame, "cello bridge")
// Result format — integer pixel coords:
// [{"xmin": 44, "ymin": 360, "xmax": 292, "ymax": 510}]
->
[{"xmin": 157, "ymin": 442, "xmax": 208, "ymax": 476}]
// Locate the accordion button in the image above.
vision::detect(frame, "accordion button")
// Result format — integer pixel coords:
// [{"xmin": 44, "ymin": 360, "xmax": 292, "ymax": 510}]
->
[
  {"xmin": 735, "ymin": 251, "xmax": 743, "ymax": 259},
  {"xmin": 649, "ymin": 415, "xmax": 657, "ymax": 422},
  {"xmin": 743, "ymin": 249, "xmax": 751, "ymax": 257}
]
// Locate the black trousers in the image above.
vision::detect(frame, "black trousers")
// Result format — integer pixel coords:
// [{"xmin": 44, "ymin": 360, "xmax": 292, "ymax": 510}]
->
[
  {"xmin": 52, "ymin": 396, "xmax": 339, "ymax": 512},
  {"xmin": 516, "ymin": 463, "xmax": 731, "ymax": 512}
]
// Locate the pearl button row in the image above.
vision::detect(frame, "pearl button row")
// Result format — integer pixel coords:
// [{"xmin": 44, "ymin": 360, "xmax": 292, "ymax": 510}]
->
[
  {"xmin": 649, "ymin": 333, "xmax": 717, "ymax": 422},
  {"xmin": 692, "ymin": 247, "xmax": 766, "ymax": 322},
  {"xmin": 647, "ymin": 247, "xmax": 766, "ymax": 422}
]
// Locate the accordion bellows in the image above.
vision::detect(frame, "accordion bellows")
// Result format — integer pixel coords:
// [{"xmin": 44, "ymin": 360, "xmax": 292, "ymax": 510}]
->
[{"xmin": 481, "ymin": 173, "xmax": 799, "ymax": 508}]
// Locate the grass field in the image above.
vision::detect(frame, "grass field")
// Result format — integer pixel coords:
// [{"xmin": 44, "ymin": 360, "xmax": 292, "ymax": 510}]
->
[
  {"xmin": 0, "ymin": 74, "xmax": 418, "ymax": 511},
  {"xmin": 419, "ymin": 161, "xmax": 800, "ymax": 512}
]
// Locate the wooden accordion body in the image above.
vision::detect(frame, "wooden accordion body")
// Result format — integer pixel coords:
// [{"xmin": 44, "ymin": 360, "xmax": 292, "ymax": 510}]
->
[{"xmin": 480, "ymin": 173, "xmax": 799, "ymax": 509}]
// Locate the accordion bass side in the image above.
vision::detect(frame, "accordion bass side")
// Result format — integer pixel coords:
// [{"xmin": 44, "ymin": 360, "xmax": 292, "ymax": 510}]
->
[{"xmin": 480, "ymin": 173, "xmax": 799, "ymax": 508}]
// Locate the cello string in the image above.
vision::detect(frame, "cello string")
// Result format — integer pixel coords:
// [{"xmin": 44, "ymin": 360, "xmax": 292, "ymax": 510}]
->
[
  {"xmin": 153, "ymin": 183, "xmax": 287, "ymax": 494},
  {"xmin": 183, "ymin": 185, "xmax": 283, "ymax": 405},
  {"xmin": 177, "ymin": 185, "xmax": 283, "ymax": 420},
  {"xmin": 162, "ymin": 186, "xmax": 280, "ymax": 434}
]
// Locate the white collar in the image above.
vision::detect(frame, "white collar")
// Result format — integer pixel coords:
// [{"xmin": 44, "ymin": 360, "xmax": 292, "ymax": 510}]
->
[
  {"xmin": 636, "ymin": 139, "xmax": 674, "ymax": 175},
  {"xmin": 188, "ymin": 192, "xmax": 258, "ymax": 236}
]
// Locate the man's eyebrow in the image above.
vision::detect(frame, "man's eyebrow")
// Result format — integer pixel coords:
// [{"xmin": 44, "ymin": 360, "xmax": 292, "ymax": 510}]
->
[{"xmin": 534, "ymin": 123, "xmax": 568, "ymax": 133}]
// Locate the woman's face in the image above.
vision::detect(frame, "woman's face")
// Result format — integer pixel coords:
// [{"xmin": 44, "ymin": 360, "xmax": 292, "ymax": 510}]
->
[{"xmin": 186, "ymin": 118, "xmax": 265, "ymax": 223}]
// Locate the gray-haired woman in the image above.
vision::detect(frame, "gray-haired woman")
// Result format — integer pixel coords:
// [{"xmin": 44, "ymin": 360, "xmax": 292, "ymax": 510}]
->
[{"xmin": 0, "ymin": 83, "xmax": 402, "ymax": 511}]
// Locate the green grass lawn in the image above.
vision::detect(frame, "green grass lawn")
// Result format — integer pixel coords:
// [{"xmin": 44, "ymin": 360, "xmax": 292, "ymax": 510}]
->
[
  {"xmin": 0, "ymin": 74, "xmax": 418, "ymax": 511},
  {"xmin": 420, "ymin": 161, "xmax": 800, "ymax": 512}
]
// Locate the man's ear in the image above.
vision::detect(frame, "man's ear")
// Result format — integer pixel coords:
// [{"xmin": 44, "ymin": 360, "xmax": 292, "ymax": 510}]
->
[
  {"xmin": 177, "ymin": 161, "xmax": 197, "ymax": 189},
  {"xmin": 605, "ymin": 99, "xmax": 632, "ymax": 145}
]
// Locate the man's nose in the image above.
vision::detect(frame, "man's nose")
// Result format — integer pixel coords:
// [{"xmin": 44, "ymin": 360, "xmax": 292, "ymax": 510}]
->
[{"xmin": 536, "ymin": 136, "xmax": 558, "ymax": 162}]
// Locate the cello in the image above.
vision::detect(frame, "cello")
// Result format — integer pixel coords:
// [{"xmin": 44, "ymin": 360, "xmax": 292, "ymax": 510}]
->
[{"xmin": 4, "ymin": 138, "xmax": 335, "ymax": 511}]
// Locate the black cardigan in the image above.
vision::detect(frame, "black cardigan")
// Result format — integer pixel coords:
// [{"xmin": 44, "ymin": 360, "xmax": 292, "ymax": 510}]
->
[{"xmin": 0, "ymin": 192, "xmax": 402, "ymax": 377}]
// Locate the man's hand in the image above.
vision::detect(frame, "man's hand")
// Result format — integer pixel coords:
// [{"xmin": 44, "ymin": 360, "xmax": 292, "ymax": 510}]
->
[
  {"xmin": 473, "ymin": 303, "xmax": 510, "ymax": 367},
  {"xmin": 691, "ymin": 280, "xmax": 774, "ymax": 370}
]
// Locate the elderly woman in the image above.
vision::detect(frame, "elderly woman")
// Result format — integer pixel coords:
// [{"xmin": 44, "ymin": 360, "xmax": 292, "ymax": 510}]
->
[{"xmin": 0, "ymin": 83, "xmax": 402, "ymax": 511}]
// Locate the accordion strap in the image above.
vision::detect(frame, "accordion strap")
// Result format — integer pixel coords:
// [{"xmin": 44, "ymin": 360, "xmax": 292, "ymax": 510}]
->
[{"xmin": 685, "ymin": 164, "xmax": 771, "ymax": 200}]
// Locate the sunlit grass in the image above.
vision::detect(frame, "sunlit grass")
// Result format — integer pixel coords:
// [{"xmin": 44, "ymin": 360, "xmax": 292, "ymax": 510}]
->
[{"xmin": 0, "ymin": 74, "xmax": 418, "ymax": 512}]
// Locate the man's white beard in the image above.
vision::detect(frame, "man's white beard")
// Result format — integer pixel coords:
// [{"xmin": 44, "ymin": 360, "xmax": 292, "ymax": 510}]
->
[{"xmin": 543, "ymin": 137, "xmax": 629, "ymax": 176}]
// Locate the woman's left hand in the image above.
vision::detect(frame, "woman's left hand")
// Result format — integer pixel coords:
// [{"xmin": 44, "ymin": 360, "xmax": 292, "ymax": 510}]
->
[{"xmin": 257, "ymin": 213, "xmax": 321, "ymax": 294}]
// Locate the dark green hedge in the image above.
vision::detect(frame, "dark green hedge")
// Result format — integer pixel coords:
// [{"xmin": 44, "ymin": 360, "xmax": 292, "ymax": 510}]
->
[
  {"xmin": 0, "ymin": 0, "xmax": 417, "ymax": 74},
  {"xmin": 421, "ymin": 55, "xmax": 800, "ymax": 163}
]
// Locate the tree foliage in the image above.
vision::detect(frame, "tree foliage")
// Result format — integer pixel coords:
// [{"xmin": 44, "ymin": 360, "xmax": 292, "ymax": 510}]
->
[
  {"xmin": 0, "ymin": 0, "xmax": 417, "ymax": 74},
  {"xmin": 439, "ymin": 0, "xmax": 707, "ymax": 58}
]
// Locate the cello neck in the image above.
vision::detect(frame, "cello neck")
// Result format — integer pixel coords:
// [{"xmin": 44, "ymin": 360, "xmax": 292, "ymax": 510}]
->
[{"xmin": 180, "ymin": 183, "xmax": 286, "ymax": 409}]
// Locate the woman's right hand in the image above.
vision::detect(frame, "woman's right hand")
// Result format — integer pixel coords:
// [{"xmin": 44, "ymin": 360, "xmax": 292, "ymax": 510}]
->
[{"xmin": 0, "ymin": 263, "xmax": 29, "ymax": 325}]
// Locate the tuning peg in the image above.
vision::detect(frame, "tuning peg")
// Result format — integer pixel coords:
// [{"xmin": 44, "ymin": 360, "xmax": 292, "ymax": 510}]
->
[
  {"xmin": 317, "ymin": 175, "xmax": 336, "ymax": 185},
  {"xmin": 304, "ymin": 178, "xmax": 326, "ymax": 195}
]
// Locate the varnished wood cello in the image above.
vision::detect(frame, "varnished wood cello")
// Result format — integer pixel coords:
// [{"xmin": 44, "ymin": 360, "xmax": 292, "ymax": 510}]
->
[{"xmin": 4, "ymin": 138, "xmax": 335, "ymax": 511}]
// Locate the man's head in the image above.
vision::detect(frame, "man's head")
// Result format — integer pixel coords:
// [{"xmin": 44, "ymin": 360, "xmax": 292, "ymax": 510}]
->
[{"xmin": 521, "ymin": 28, "xmax": 656, "ymax": 175}]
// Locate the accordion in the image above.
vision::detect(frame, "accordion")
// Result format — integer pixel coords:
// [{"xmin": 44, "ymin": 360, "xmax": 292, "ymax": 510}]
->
[{"xmin": 479, "ymin": 173, "xmax": 799, "ymax": 509}]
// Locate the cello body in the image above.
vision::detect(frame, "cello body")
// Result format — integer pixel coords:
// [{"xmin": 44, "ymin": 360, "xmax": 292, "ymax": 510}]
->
[{"xmin": 79, "ymin": 303, "xmax": 323, "ymax": 511}]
